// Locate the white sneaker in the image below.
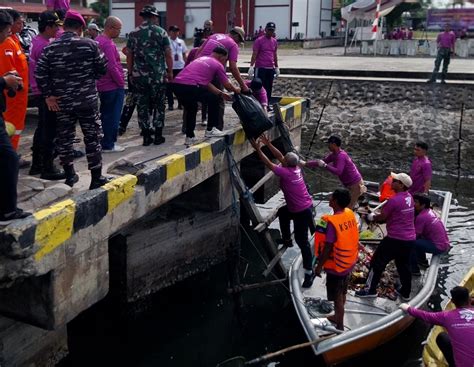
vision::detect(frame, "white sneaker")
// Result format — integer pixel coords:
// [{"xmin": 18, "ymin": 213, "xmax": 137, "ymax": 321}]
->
[
  {"xmin": 103, "ymin": 144, "xmax": 125, "ymax": 153},
  {"xmin": 201, "ymin": 120, "xmax": 207, "ymax": 126},
  {"xmin": 185, "ymin": 137, "xmax": 198, "ymax": 145},
  {"xmin": 205, "ymin": 127, "xmax": 226, "ymax": 137}
]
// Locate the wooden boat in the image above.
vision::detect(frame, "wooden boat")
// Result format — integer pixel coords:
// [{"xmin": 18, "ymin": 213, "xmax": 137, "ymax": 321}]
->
[
  {"xmin": 289, "ymin": 183, "xmax": 452, "ymax": 366},
  {"xmin": 422, "ymin": 266, "xmax": 474, "ymax": 367}
]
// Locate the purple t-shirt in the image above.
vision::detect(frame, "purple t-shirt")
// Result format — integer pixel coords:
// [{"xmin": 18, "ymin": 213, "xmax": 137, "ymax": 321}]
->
[
  {"xmin": 173, "ymin": 56, "xmax": 229, "ymax": 86},
  {"xmin": 409, "ymin": 156, "xmax": 432, "ymax": 194},
  {"xmin": 245, "ymin": 80, "xmax": 268, "ymax": 106},
  {"xmin": 408, "ymin": 307, "xmax": 474, "ymax": 367},
  {"xmin": 30, "ymin": 35, "xmax": 50, "ymax": 95},
  {"xmin": 46, "ymin": 0, "xmax": 70, "ymax": 10},
  {"xmin": 96, "ymin": 35, "xmax": 125, "ymax": 92},
  {"xmin": 415, "ymin": 208, "xmax": 449, "ymax": 251},
  {"xmin": 437, "ymin": 31, "xmax": 456, "ymax": 49},
  {"xmin": 199, "ymin": 34, "xmax": 239, "ymax": 62},
  {"xmin": 253, "ymin": 35, "xmax": 278, "ymax": 68},
  {"xmin": 185, "ymin": 47, "xmax": 199, "ymax": 66},
  {"xmin": 382, "ymin": 191, "xmax": 416, "ymax": 241},
  {"xmin": 273, "ymin": 165, "xmax": 313, "ymax": 213},
  {"xmin": 308, "ymin": 150, "xmax": 362, "ymax": 187}
]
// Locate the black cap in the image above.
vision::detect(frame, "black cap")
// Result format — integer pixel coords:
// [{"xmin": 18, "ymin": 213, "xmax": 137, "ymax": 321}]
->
[
  {"xmin": 139, "ymin": 5, "xmax": 159, "ymax": 17},
  {"xmin": 168, "ymin": 25, "xmax": 180, "ymax": 32},
  {"xmin": 38, "ymin": 10, "xmax": 63, "ymax": 26},
  {"xmin": 266, "ymin": 22, "xmax": 276, "ymax": 29}
]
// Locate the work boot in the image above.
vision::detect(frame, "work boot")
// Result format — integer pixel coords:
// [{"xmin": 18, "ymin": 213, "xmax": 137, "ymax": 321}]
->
[
  {"xmin": 41, "ymin": 157, "xmax": 66, "ymax": 181},
  {"xmin": 154, "ymin": 128, "xmax": 165, "ymax": 145},
  {"xmin": 142, "ymin": 129, "xmax": 153, "ymax": 146},
  {"xmin": 64, "ymin": 165, "xmax": 79, "ymax": 187},
  {"xmin": 89, "ymin": 167, "xmax": 110, "ymax": 190},
  {"xmin": 28, "ymin": 151, "xmax": 43, "ymax": 175},
  {"xmin": 302, "ymin": 272, "xmax": 315, "ymax": 288}
]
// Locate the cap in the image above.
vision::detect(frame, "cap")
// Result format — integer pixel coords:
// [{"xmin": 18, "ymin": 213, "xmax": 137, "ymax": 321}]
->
[
  {"xmin": 266, "ymin": 22, "xmax": 276, "ymax": 30},
  {"xmin": 168, "ymin": 25, "xmax": 180, "ymax": 32},
  {"xmin": 231, "ymin": 26, "xmax": 245, "ymax": 42},
  {"xmin": 38, "ymin": 11, "xmax": 63, "ymax": 27},
  {"xmin": 139, "ymin": 5, "xmax": 159, "ymax": 17},
  {"xmin": 391, "ymin": 172, "xmax": 413, "ymax": 188},
  {"xmin": 88, "ymin": 23, "xmax": 101, "ymax": 31},
  {"xmin": 64, "ymin": 10, "xmax": 86, "ymax": 28}
]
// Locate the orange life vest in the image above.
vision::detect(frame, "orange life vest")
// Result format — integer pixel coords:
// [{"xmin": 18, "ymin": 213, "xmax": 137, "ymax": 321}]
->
[
  {"xmin": 314, "ymin": 208, "xmax": 359, "ymax": 274},
  {"xmin": 380, "ymin": 175, "xmax": 395, "ymax": 202}
]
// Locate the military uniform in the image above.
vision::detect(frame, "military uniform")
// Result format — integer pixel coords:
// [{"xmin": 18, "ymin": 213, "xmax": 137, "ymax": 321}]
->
[
  {"xmin": 127, "ymin": 20, "xmax": 170, "ymax": 144},
  {"xmin": 35, "ymin": 30, "xmax": 107, "ymax": 187}
]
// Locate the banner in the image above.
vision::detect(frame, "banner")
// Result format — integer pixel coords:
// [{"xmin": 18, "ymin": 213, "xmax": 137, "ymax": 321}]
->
[{"xmin": 427, "ymin": 8, "xmax": 474, "ymax": 30}]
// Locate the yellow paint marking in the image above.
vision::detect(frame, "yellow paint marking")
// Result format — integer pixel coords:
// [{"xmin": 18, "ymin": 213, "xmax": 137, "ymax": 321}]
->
[
  {"xmin": 279, "ymin": 97, "xmax": 301, "ymax": 105},
  {"xmin": 233, "ymin": 129, "xmax": 246, "ymax": 145},
  {"xmin": 280, "ymin": 107, "xmax": 287, "ymax": 121},
  {"xmin": 34, "ymin": 199, "xmax": 76, "ymax": 261},
  {"xmin": 194, "ymin": 142, "xmax": 213, "ymax": 162},
  {"xmin": 294, "ymin": 102, "xmax": 302, "ymax": 119},
  {"xmin": 158, "ymin": 154, "xmax": 186, "ymax": 180},
  {"xmin": 102, "ymin": 175, "xmax": 138, "ymax": 213}
]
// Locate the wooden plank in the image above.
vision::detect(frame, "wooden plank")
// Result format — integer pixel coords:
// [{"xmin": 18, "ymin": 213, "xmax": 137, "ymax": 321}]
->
[{"xmin": 250, "ymin": 170, "xmax": 274, "ymax": 194}]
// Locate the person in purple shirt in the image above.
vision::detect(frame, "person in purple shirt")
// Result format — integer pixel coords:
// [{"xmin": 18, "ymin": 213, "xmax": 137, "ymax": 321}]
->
[
  {"xmin": 428, "ymin": 24, "xmax": 456, "ymax": 84},
  {"xmin": 96, "ymin": 16, "xmax": 125, "ymax": 153},
  {"xmin": 197, "ymin": 27, "xmax": 250, "ymax": 132},
  {"xmin": 248, "ymin": 22, "xmax": 279, "ymax": 105},
  {"xmin": 170, "ymin": 46, "xmax": 241, "ymax": 145},
  {"xmin": 409, "ymin": 141, "xmax": 432, "ymax": 194},
  {"xmin": 410, "ymin": 193, "xmax": 449, "ymax": 274},
  {"xmin": 29, "ymin": 11, "xmax": 65, "ymax": 181},
  {"xmin": 251, "ymin": 134, "xmax": 315, "ymax": 288},
  {"xmin": 305, "ymin": 135, "xmax": 365, "ymax": 209},
  {"xmin": 46, "ymin": 0, "xmax": 70, "ymax": 12},
  {"xmin": 400, "ymin": 286, "xmax": 474, "ymax": 367},
  {"xmin": 244, "ymin": 78, "xmax": 268, "ymax": 110},
  {"xmin": 356, "ymin": 172, "xmax": 416, "ymax": 300}
]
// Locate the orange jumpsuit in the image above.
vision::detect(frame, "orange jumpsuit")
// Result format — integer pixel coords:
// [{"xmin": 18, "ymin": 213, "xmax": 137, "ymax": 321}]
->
[{"xmin": 0, "ymin": 34, "xmax": 28, "ymax": 150}]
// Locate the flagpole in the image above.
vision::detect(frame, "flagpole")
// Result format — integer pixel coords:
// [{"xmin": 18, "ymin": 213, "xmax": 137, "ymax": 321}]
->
[{"xmin": 372, "ymin": 0, "xmax": 381, "ymax": 56}]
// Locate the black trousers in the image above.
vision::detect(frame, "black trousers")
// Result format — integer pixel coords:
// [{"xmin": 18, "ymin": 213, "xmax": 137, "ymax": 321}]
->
[
  {"xmin": 32, "ymin": 98, "xmax": 57, "ymax": 160},
  {"xmin": 211, "ymin": 79, "xmax": 225, "ymax": 130},
  {"xmin": 0, "ymin": 116, "xmax": 19, "ymax": 215},
  {"xmin": 366, "ymin": 236, "xmax": 413, "ymax": 298},
  {"xmin": 166, "ymin": 69, "xmax": 183, "ymax": 108},
  {"xmin": 255, "ymin": 67, "xmax": 275, "ymax": 102},
  {"xmin": 170, "ymin": 83, "xmax": 221, "ymax": 138},
  {"xmin": 278, "ymin": 205, "xmax": 314, "ymax": 271},
  {"xmin": 436, "ymin": 332, "xmax": 456, "ymax": 366}
]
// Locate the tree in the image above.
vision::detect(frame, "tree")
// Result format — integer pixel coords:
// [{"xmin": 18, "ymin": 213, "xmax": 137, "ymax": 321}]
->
[{"xmin": 89, "ymin": 1, "xmax": 109, "ymax": 27}]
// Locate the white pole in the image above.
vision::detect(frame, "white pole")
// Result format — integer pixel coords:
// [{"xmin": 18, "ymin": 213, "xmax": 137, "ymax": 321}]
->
[{"xmin": 344, "ymin": 19, "xmax": 349, "ymax": 55}]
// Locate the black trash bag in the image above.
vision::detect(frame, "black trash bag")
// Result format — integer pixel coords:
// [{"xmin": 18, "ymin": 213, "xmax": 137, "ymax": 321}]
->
[{"xmin": 232, "ymin": 94, "xmax": 273, "ymax": 139}]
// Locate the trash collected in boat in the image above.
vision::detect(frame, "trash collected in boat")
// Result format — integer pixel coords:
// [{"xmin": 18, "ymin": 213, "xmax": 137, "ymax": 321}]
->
[{"xmin": 304, "ymin": 297, "xmax": 334, "ymax": 317}]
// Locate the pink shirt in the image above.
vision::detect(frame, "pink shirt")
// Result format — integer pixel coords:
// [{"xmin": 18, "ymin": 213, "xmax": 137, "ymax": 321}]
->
[
  {"xmin": 437, "ymin": 31, "xmax": 456, "ymax": 49},
  {"xmin": 29, "ymin": 35, "xmax": 50, "ymax": 95},
  {"xmin": 253, "ymin": 35, "xmax": 278, "ymax": 68},
  {"xmin": 408, "ymin": 306, "xmax": 474, "ymax": 367},
  {"xmin": 199, "ymin": 34, "xmax": 239, "ymax": 62},
  {"xmin": 244, "ymin": 80, "xmax": 268, "ymax": 106},
  {"xmin": 96, "ymin": 35, "xmax": 125, "ymax": 92},
  {"xmin": 307, "ymin": 150, "xmax": 362, "ymax": 187},
  {"xmin": 185, "ymin": 47, "xmax": 199, "ymax": 66},
  {"xmin": 273, "ymin": 165, "xmax": 313, "ymax": 213},
  {"xmin": 382, "ymin": 191, "xmax": 416, "ymax": 241},
  {"xmin": 173, "ymin": 56, "xmax": 229, "ymax": 86},
  {"xmin": 409, "ymin": 156, "xmax": 432, "ymax": 194},
  {"xmin": 415, "ymin": 208, "xmax": 449, "ymax": 251},
  {"xmin": 46, "ymin": 0, "xmax": 70, "ymax": 10}
]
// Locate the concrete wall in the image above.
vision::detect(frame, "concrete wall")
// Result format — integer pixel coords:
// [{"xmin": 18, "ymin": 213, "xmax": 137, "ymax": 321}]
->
[{"xmin": 255, "ymin": 0, "xmax": 291, "ymax": 39}]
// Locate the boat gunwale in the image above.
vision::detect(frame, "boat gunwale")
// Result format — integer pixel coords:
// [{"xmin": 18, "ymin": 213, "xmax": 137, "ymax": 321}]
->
[{"xmin": 289, "ymin": 188, "xmax": 452, "ymax": 356}]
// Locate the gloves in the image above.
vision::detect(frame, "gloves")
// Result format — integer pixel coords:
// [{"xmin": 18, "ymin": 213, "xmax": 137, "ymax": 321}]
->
[
  {"xmin": 248, "ymin": 66, "xmax": 254, "ymax": 78},
  {"xmin": 367, "ymin": 213, "xmax": 375, "ymax": 222},
  {"xmin": 399, "ymin": 303, "xmax": 410, "ymax": 312},
  {"xmin": 275, "ymin": 67, "xmax": 280, "ymax": 77},
  {"xmin": 316, "ymin": 159, "xmax": 327, "ymax": 168}
]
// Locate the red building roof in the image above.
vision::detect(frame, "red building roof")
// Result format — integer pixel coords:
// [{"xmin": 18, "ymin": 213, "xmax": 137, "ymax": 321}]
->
[{"xmin": 0, "ymin": 2, "xmax": 98, "ymax": 17}]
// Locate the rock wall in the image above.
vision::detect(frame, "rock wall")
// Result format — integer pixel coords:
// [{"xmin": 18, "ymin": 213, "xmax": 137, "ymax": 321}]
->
[{"xmin": 274, "ymin": 78, "xmax": 474, "ymax": 177}]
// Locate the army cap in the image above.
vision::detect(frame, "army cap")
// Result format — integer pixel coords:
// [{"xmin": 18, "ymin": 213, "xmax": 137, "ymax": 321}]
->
[
  {"xmin": 231, "ymin": 26, "xmax": 245, "ymax": 42},
  {"xmin": 38, "ymin": 11, "xmax": 63, "ymax": 27},
  {"xmin": 88, "ymin": 23, "xmax": 101, "ymax": 31},
  {"xmin": 140, "ymin": 5, "xmax": 159, "ymax": 17}
]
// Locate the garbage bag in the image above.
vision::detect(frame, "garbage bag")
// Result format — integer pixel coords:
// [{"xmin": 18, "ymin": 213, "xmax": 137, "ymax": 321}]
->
[{"xmin": 232, "ymin": 94, "xmax": 273, "ymax": 139}]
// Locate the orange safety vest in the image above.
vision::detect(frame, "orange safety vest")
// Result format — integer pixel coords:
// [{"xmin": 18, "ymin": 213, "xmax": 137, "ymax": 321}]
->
[
  {"xmin": 0, "ymin": 34, "xmax": 29, "ymax": 150},
  {"xmin": 380, "ymin": 175, "xmax": 395, "ymax": 202},
  {"xmin": 314, "ymin": 208, "xmax": 359, "ymax": 274}
]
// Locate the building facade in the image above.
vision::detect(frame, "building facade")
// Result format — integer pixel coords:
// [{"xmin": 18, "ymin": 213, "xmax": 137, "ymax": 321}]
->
[
  {"xmin": 0, "ymin": 0, "xmax": 97, "ymax": 17},
  {"xmin": 112, "ymin": 0, "xmax": 333, "ymax": 39}
]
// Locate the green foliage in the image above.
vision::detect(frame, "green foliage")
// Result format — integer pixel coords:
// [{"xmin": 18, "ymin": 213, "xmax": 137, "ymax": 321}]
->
[
  {"xmin": 89, "ymin": 1, "xmax": 109, "ymax": 27},
  {"xmin": 385, "ymin": 3, "xmax": 421, "ymax": 30}
]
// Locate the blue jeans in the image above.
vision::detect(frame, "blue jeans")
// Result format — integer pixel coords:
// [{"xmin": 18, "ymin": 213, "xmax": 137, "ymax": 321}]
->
[
  {"xmin": 410, "ymin": 238, "xmax": 445, "ymax": 272},
  {"xmin": 100, "ymin": 89, "xmax": 125, "ymax": 150}
]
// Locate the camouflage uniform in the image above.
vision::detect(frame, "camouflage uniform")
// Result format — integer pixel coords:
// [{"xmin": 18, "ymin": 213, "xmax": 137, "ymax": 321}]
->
[
  {"xmin": 35, "ymin": 31, "xmax": 106, "ymax": 174},
  {"xmin": 127, "ymin": 20, "xmax": 170, "ymax": 140}
]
